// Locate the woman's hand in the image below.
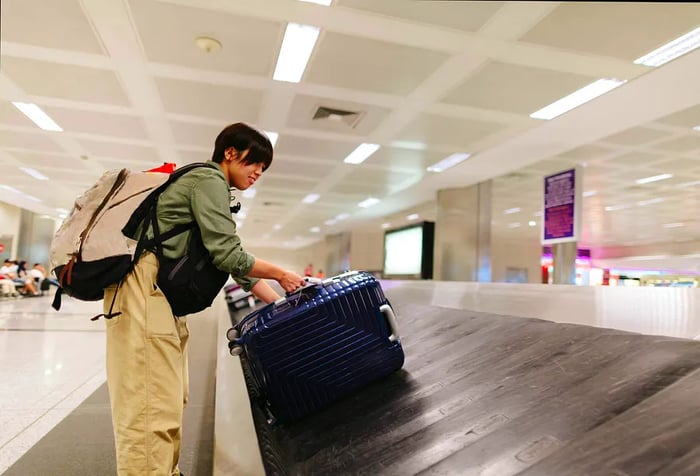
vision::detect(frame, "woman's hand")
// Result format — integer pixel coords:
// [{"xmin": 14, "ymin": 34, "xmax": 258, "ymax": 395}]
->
[{"xmin": 278, "ymin": 270, "xmax": 306, "ymax": 294}]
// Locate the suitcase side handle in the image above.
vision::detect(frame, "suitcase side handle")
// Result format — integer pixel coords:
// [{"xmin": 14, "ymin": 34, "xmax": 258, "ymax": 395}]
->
[{"xmin": 379, "ymin": 304, "xmax": 400, "ymax": 343}]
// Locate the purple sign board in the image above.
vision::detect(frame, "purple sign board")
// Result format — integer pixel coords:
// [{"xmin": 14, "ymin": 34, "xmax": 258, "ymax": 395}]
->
[{"xmin": 542, "ymin": 167, "xmax": 581, "ymax": 244}]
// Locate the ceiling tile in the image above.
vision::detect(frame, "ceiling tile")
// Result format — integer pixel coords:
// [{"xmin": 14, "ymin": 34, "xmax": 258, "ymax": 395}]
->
[
  {"xmin": 305, "ymin": 32, "xmax": 448, "ymax": 95},
  {"xmin": 0, "ymin": 130, "xmax": 60, "ymax": 151},
  {"xmin": 367, "ymin": 147, "xmax": 446, "ymax": 170},
  {"xmin": 2, "ymin": 57, "xmax": 130, "ymax": 106},
  {"xmin": 274, "ymin": 135, "xmax": 357, "ymax": 163},
  {"xmin": 656, "ymin": 105, "xmax": 700, "ymax": 129},
  {"xmin": 177, "ymin": 148, "xmax": 213, "ymax": 165},
  {"xmin": 256, "ymin": 175, "xmax": 317, "ymax": 192},
  {"xmin": 336, "ymin": 0, "xmax": 504, "ymax": 32},
  {"xmin": 652, "ymin": 158, "xmax": 700, "ymax": 173},
  {"xmin": 156, "ymin": 78, "xmax": 263, "ymax": 121},
  {"xmin": 602, "ymin": 127, "xmax": 671, "ymax": 146},
  {"xmin": 264, "ymin": 157, "xmax": 335, "ymax": 179},
  {"xmin": 560, "ymin": 144, "xmax": 619, "ymax": 161},
  {"xmin": 520, "ymin": 3, "xmax": 700, "ymax": 60},
  {"xmin": 5, "ymin": 151, "xmax": 86, "ymax": 170},
  {"xmin": 43, "ymin": 107, "xmax": 149, "ymax": 139},
  {"xmin": 77, "ymin": 139, "xmax": 159, "ymax": 162},
  {"xmin": 653, "ymin": 135, "xmax": 700, "ymax": 152},
  {"xmin": 604, "ymin": 152, "xmax": 666, "ymax": 167},
  {"xmin": 3, "ymin": 0, "xmax": 105, "ymax": 54},
  {"xmin": 442, "ymin": 61, "xmax": 596, "ymax": 115},
  {"xmin": 286, "ymin": 95, "xmax": 389, "ymax": 136},
  {"xmin": 128, "ymin": 0, "xmax": 281, "ymax": 77},
  {"xmin": 169, "ymin": 121, "xmax": 221, "ymax": 148},
  {"xmin": 396, "ymin": 114, "xmax": 503, "ymax": 149}
]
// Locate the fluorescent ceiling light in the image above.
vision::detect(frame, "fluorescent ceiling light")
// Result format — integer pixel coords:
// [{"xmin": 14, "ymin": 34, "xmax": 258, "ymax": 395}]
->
[
  {"xmin": 335, "ymin": 213, "xmax": 350, "ymax": 221},
  {"xmin": 634, "ymin": 27, "xmax": 700, "ymax": 67},
  {"xmin": 265, "ymin": 131, "xmax": 279, "ymax": 147},
  {"xmin": 504, "ymin": 207, "xmax": 521, "ymax": 214},
  {"xmin": 693, "ymin": 125, "xmax": 700, "ymax": 132},
  {"xmin": 507, "ymin": 222, "xmax": 521, "ymax": 228},
  {"xmin": 58, "ymin": 213, "xmax": 68, "ymax": 219},
  {"xmin": 0, "ymin": 185, "xmax": 22, "ymax": 194},
  {"xmin": 273, "ymin": 224, "xmax": 282, "ymax": 230},
  {"xmin": 344, "ymin": 143, "xmax": 380, "ymax": 165},
  {"xmin": 358, "ymin": 197, "xmax": 380, "ymax": 208},
  {"xmin": 24, "ymin": 195, "xmax": 42, "ymax": 203},
  {"xmin": 533, "ymin": 211, "xmax": 543, "ymax": 217},
  {"xmin": 407, "ymin": 213, "xmax": 419, "ymax": 221},
  {"xmin": 530, "ymin": 79, "xmax": 626, "ymax": 120},
  {"xmin": 273, "ymin": 23, "xmax": 320, "ymax": 83},
  {"xmin": 663, "ymin": 222, "xmax": 684, "ymax": 228},
  {"xmin": 310, "ymin": 226, "xmax": 321, "ymax": 233},
  {"xmin": 605, "ymin": 204, "xmax": 631, "ymax": 212},
  {"xmin": 583, "ymin": 190, "xmax": 597, "ymax": 198},
  {"xmin": 324, "ymin": 219, "xmax": 336, "ymax": 225},
  {"xmin": 12, "ymin": 102, "xmax": 63, "ymax": 132},
  {"xmin": 242, "ymin": 188, "xmax": 256, "ymax": 198},
  {"xmin": 426, "ymin": 153, "xmax": 471, "ymax": 173},
  {"xmin": 19, "ymin": 167, "xmax": 49, "ymax": 181},
  {"xmin": 637, "ymin": 197, "xmax": 665, "ymax": 206},
  {"xmin": 528, "ymin": 221, "xmax": 536, "ymax": 227},
  {"xmin": 298, "ymin": 0, "xmax": 333, "ymax": 5},
  {"xmin": 677, "ymin": 180, "xmax": 700, "ymax": 188},
  {"xmin": 381, "ymin": 223, "xmax": 391, "ymax": 229},
  {"xmin": 302, "ymin": 193, "xmax": 320, "ymax": 204},
  {"xmin": 636, "ymin": 173, "xmax": 672, "ymax": 184}
]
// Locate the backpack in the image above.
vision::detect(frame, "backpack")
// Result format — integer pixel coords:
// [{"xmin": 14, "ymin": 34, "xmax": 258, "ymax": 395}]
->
[{"xmin": 50, "ymin": 162, "xmax": 228, "ymax": 318}]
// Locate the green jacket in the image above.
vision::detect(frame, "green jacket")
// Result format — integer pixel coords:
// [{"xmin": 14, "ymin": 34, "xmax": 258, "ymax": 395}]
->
[{"xmin": 150, "ymin": 161, "xmax": 258, "ymax": 291}]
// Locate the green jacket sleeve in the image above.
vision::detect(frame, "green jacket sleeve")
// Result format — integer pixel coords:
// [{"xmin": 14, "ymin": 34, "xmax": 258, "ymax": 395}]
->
[{"xmin": 190, "ymin": 172, "xmax": 259, "ymax": 292}]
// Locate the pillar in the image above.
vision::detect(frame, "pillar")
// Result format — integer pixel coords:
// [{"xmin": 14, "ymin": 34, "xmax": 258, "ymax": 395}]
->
[{"xmin": 552, "ymin": 241, "xmax": 577, "ymax": 284}]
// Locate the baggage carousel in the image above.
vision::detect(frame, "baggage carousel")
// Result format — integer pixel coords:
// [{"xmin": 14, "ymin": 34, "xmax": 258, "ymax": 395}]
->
[{"xmin": 230, "ymin": 285, "xmax": 700, "ymax": 476}]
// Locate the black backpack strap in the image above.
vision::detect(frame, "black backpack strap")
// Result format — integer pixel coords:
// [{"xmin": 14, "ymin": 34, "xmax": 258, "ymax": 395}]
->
[{"xmin": 51, "ymin": 286, "xmax": 63, "ymax": 311}]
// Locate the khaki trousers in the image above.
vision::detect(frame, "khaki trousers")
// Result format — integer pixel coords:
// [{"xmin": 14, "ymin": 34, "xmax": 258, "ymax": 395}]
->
[{"xmin": 104, "ymin": 252, "xmax": 190, "ymax": 476}]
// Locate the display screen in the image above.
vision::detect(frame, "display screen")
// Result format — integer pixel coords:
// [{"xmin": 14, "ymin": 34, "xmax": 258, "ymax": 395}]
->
[{"xmin": 384, "ymin": 225, "xmax": 423, "ymax": 276}]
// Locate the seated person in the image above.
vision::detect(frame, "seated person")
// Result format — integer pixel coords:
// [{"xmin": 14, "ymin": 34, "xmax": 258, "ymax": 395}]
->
[{"xmin": 16, "ymin": 260, "xmax": 39, "ymax": 296}]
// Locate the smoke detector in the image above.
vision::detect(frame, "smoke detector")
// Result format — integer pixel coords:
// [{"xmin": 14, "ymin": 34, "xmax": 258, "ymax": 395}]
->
[
  {"xmin": 194, "ymin": 36, "xmax": 222, "ymax": 53},
  {"xmin": 312, "ymin": 105, "xmax": 365, "ymax": 128}
]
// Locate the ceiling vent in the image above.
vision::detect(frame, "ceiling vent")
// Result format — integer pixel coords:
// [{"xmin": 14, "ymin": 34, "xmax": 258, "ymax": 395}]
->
[{"xmin": 312, "ymin": 105, "xmax": 365, "ymax": 128}]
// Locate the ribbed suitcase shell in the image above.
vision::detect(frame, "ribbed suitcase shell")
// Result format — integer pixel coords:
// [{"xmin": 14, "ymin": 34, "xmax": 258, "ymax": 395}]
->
[{"xmin": 233, "ymin": 271, "xmax": 404, "ymax": 423}]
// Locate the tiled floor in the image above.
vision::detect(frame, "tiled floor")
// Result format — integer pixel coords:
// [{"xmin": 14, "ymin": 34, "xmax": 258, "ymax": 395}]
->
[{"xmin": 0, "ymin": 295, "xmax": 106, "ymax": 474}]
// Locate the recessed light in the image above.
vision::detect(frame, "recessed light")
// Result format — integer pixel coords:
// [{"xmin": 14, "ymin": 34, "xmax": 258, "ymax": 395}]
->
[
  {"xmin": 407, "ymin": 214, "xmax": 419, "ymax": 221},
  {"xmin": 426, "ymin": 153, "xmax": 471, "ymax": 173},
  {"xmin": 194, "ymin": 36, "xmax": 222, "ymax": 53},
  {"xmin": 310, "ymin": 226, "xmax": 320, "ymax": 233},
  {"xmin": 12, "ymin": 102, "xmax": 63, "ymax": 132},
  {"xmin": 273, "ymin": 23, "xmax": 320, "ymax": 83},
  {"xmin": 663, "ymin": 222, "xmax": 685, "ymax": 228},
  {"xmin": 265, "ymin": 131, "xmax": 279, "ymax": 147},
  {"xmin": 358, "ymin": 197, "xmax": 380, "ymax": 208},
  {"xmin": 634, "ymin": 27, "xmax": 700, "ymax": 67},
  {"xmin": 302, "ymin": 193, "xmax": 320, "ymax": 204},
  {"xmin": 298, "ymin": 0, "xmax": 333, "ymax": 5},
  {"xmin": 507, "ymin": 223, "xmax": 521, "ymax": 228},
  {"xmin": 504, "ymin": 207, "xmax": 521, "ymax": 214},
  {"xmin": 344, "ymin": 143, "xmax": 380, "ymax": 165},
  {"xmin": 381, "ymin": 223, "xmax": 391, "ymax": 229},
  {"xmin": 583, "ymin": 190, "xmax": 597, "ymax": 198},
  {"xmin": 637, "ymin": 198, "xmax": 665, "ymax": 206},
  {"xmin": 530, "ymin": 79, "xmax": 626, "ymax": 120},
  {"xmin": 335, "ymin": 213, "xmax": 350, "ymax": 221},
  {"xmin": 635, "ymin": 173, "xmax": 672, "ymax": 184},
  {"xmin": 273, "ymin": 224, "xmax": 282, "ymax": 230},
  {"xmin": 20, "ymin": 167, "xmax": 48, "ymax": 180},
  {"xmin": 528, "ymin": 221, "xmax": 536, "ymax": 227}
]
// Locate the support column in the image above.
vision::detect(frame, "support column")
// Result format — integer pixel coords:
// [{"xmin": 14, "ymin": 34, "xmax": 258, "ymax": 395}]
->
[
  {"xmin": 552, "ymin": 241, "xmax": 577, "ymax": 284},
  {"xmin": 435, "ymin": 181, "xmax": 492, "ymax": 282}
]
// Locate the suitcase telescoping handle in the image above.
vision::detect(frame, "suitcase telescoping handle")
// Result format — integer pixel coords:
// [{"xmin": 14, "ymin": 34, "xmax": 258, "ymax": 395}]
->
[
  {"xmin": 274, "ymin": 277, "xmax": 323, "ymax": 306},
  {"xmin": 380, "ymin": 304, "xmax": 400, "ymax": 342}
]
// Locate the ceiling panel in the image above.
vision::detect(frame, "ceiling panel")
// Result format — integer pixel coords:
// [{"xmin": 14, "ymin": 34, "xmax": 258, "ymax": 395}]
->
[
  {"xmin": 128, "ymin": 0, "xmax": 282, "ymax": 76},
  {"xmin": 2, "ymin": 57, "xmax": 130, "ymax": 106},
  {"xmin": 77, "ymin": 139, "xmax": 159, "ymax": 162},
  {"xmin": 652, "ymin": 135, "xmax": 700, "ymax": 153},
  {"xmin": 559, "ymin": 144, "xmax": 619, "ymax": 161},
  {"xmin": 264, "ymin": 157, "xmax": 335, "ymax": 179},
  {"xmin": 336, "ymin": 0, "xmax": 504, "ymax": 32},
  {"xmin": 366, "ymin": 146, "xmax": 446, "ymax": 171},
  {"xmin": 176, "ymin": 148, "xmax": 212, "ymax": 165},
  {"xmin": 442, "ymin": 61, "xmax": 596, "ymax": 115},
  {"xmin": 601, "ymin": 127, "xmax": 672, "ymax": 146},
  {"xmin": 396, "ymin": 114, "xmax": 503, "ymax": 149},
  {"xmin": 305, "ymin": 32, "xmax": 448, "ymax": 95},
  {"xmin": 274, "ymin": 135, "xmax": 357, "ymax": 163},
  {"xmin": 44, "ymin": 107, "xmax": 149, "ymax": 139},
  {"xmin": 3, "ymin": 0, "xmax": 105, "ymax": 54},
  {"xmin": 5, "ymin": 151, "xmax": 86, "ymax": 170},
  {"xmin": 520, "ymin": 3, "xmax": 700, "ymax": 60},
  {"xmin": 169, "ymin": 121, "xmax": 221, "ymax": 148},
  {"xmin": 656, "ymin": 105, "xmax": 700, "ymax": 129},
  {"xmin": 156, "ymin": 78, "xmax": 263, "ymax": 121},
  {"xmin": 601, "ymin": 151, "xmax": 667, "ymax": 167},
  {"xmin": 0, "ymin": 130, "xmax": 61, "ymax": 151},
  {"xmin": 257, "ymin": 175, "xmax": 317, "ymax": 192},
  {"xmin": 286, "ymin": 94, "xmax": 389, "ymax": 136}
]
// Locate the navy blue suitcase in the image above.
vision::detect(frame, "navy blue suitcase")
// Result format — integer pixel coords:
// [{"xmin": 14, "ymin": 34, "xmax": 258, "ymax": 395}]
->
[{"xmin": 227, "ymin": 271, "xmax": 404, "ymax": 423}]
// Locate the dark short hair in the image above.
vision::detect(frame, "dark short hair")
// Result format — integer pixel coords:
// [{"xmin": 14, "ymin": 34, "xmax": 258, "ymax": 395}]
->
[{"xmin": 211, "ymin": 123, "xmax": 273, "ymax": 171}]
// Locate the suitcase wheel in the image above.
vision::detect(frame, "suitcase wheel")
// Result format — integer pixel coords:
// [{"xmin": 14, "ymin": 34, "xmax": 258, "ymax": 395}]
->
[
  {"xmin": 229, "ymin": 345, "xmax": 243, "ymax": 356},
  {"xmin": 226, "ymin": 327, "xmax": 240, "ymax": 341}
]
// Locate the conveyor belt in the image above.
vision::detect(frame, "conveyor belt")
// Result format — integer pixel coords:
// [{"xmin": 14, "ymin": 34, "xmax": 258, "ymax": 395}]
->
[{"xmin": 233, "ymin": 288, "xmax": 700, "ymax": 475}]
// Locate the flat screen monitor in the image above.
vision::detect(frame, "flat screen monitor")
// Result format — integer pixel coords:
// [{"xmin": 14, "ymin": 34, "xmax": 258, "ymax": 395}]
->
[{"xmin": 383, "ymin": 221, "xmax": 434, "ymax": 279}]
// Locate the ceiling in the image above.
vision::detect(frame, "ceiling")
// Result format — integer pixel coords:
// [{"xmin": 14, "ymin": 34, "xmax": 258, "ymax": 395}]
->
[{"xmin": 0, "ymin": 0, "xmax": 699, "ymax": 254}]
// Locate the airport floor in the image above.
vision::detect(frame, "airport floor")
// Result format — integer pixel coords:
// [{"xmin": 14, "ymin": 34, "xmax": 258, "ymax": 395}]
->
[{"xmin": 1, "ymin": 281, "xmax": 699, "ymax": 475}]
